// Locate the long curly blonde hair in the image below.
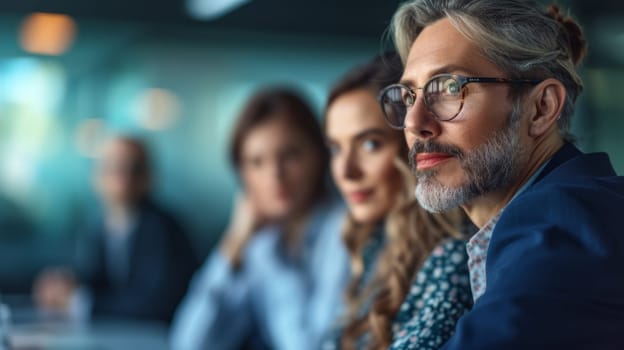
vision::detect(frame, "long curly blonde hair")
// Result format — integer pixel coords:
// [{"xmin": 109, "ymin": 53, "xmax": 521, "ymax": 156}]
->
[
  {"xmin": 326, "ymin": 53, "xmax": 466, "ymax": 349},
  {"xmin": 340, "ymin": 157, "xmax": 464, "ymax": 349}
]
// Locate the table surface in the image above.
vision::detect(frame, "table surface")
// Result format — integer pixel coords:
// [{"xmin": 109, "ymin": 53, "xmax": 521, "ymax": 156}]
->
[
  {"xmin": 0, "ymin": 295, "xmax": 171, "ymax": 350},
  {"xmin": 10, "ymin": 320, "xmax": 170, "ymax": 350}
]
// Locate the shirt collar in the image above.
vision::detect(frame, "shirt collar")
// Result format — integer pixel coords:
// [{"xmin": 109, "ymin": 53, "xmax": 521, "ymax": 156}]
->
[{"xmin": 466, "ymin": 158, "xmax": 552, "ymax": 301}]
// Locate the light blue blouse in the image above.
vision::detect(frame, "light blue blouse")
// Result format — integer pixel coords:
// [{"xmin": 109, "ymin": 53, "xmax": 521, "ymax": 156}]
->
[{"xmin": 170, "ymin": 198, "xmax": 349, "ymax": 350}]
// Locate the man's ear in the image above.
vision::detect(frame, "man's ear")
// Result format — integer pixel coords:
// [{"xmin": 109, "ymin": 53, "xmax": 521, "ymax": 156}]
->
[{"xmin": 527, "ymin": 78, "xmax": 567, "ymax": 138}]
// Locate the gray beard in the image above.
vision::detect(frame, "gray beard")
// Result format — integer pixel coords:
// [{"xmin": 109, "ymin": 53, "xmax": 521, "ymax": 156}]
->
[{"xmin": 411, "ymin": 117, "xmax": 524, "ymax": 213}]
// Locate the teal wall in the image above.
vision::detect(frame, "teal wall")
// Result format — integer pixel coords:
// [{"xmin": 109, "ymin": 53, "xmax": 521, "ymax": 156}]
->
[{"xmin": 582, "ymin": 68, "xmax": 624, "ymax": 174}]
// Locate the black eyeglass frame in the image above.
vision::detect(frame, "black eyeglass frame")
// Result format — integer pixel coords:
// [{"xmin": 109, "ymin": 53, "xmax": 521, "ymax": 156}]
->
[{"xmin": 378, "ymin": 74, "xmax": 543, "ymax": 129}]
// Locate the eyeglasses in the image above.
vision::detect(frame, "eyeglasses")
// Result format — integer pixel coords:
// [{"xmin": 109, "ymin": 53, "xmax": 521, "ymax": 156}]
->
[{"xmin": 377, "ymin": 74, "xmax": 542, "ymax": 129}]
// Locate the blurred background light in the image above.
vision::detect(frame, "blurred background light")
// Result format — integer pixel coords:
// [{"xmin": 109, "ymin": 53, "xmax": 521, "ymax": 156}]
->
[
  {"xmin": 74, "ymin": 118, "xmax": 107, "ymax": 158},
  {"xmin": 19, "ymin": 13, "xmax": 77, "ymax": 56},
  {"xmin": 0, "ymin": 58, "xmax": 65, "ymax": 111},
  {"xmin": 186, "ymin": 0, "xmax": 250, "ymax": 20},
  {"xmin": 2, "ymin": 146, "xmax": 35, "ymax": 202},
  {"xmin": 132, "ymin": 88, "xmax": 182, "ymax": 131}
]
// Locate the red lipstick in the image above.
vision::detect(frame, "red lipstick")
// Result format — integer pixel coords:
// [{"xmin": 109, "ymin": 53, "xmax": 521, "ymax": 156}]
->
[{"xmin": 348, "ymin": 189, "xmax": 373, "ymax": 204}]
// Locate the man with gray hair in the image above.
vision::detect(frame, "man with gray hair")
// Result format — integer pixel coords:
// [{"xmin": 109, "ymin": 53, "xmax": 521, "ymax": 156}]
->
[{"xmin": 378, "ymin": 0, "xmax": 624, "ymax": 348}]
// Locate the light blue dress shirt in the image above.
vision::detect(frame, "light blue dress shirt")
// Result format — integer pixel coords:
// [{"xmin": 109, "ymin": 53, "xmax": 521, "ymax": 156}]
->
[{"xmin": 170, "ymin": 198, "xmax": 349, "ymax": 350}]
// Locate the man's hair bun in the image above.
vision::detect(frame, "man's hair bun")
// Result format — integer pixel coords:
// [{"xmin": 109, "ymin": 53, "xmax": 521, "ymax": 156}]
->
[{"xmin": 546, "ymin": 4, "xmax": 587, "ymax": 66}]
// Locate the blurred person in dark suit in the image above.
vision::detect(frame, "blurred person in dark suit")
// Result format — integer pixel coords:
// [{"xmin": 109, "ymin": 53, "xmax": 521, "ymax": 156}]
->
[{"xmin": 34, "ymin": 136, "xmax": 198, "ymax": 324}]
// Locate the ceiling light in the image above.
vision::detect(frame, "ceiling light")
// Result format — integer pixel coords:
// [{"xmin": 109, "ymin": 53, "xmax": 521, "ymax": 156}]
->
[
  {"xmin": 186, "ymin": 0, "xmax": 250, "ymax": 20},
  {"xmin": 19, "ymin": 13, "xmax": 77, "ymax": 56}
]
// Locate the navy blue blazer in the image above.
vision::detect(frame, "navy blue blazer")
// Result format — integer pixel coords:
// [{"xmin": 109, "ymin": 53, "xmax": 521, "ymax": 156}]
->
[
  {"xmin": 78, "ymin": 199, "xmax": 199, "ymax": 323},
  {"xmin": 442, "ymin": 143, "xmax": 624, "ymax": 350}
]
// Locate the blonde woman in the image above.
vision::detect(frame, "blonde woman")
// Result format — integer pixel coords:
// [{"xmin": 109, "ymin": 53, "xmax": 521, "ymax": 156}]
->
[{"xmin": 323, "ymin": 53, "xmax": 472, "ymax": 350}]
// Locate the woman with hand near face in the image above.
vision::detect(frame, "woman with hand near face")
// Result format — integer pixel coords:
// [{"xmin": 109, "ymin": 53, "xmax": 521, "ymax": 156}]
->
[
  {"xmin": 323, "ymin": 53, "xmax": 473, "ymax": 350},
  {"xmin": 171, "ymin": 87, "xmax": 348, "ymax": 350}
]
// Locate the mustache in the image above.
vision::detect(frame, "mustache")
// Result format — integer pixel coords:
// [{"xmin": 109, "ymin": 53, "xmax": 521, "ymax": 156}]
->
[{"xmin": 408, "ymin": 140, "xmax": 464, "ymax": 171}]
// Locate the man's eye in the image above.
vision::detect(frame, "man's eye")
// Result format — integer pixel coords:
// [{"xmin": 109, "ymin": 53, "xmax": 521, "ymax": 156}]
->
[
  {"xmin": 442, "ymin": 78, "xmax": 461, "ymax": 95},
  {"xmin": 402, "ymin": 90, "xmax": 415, "ymax": 106},
  {"xmin": 362, "ymin": 139, "xmax": 380, "ymax": 152}
]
